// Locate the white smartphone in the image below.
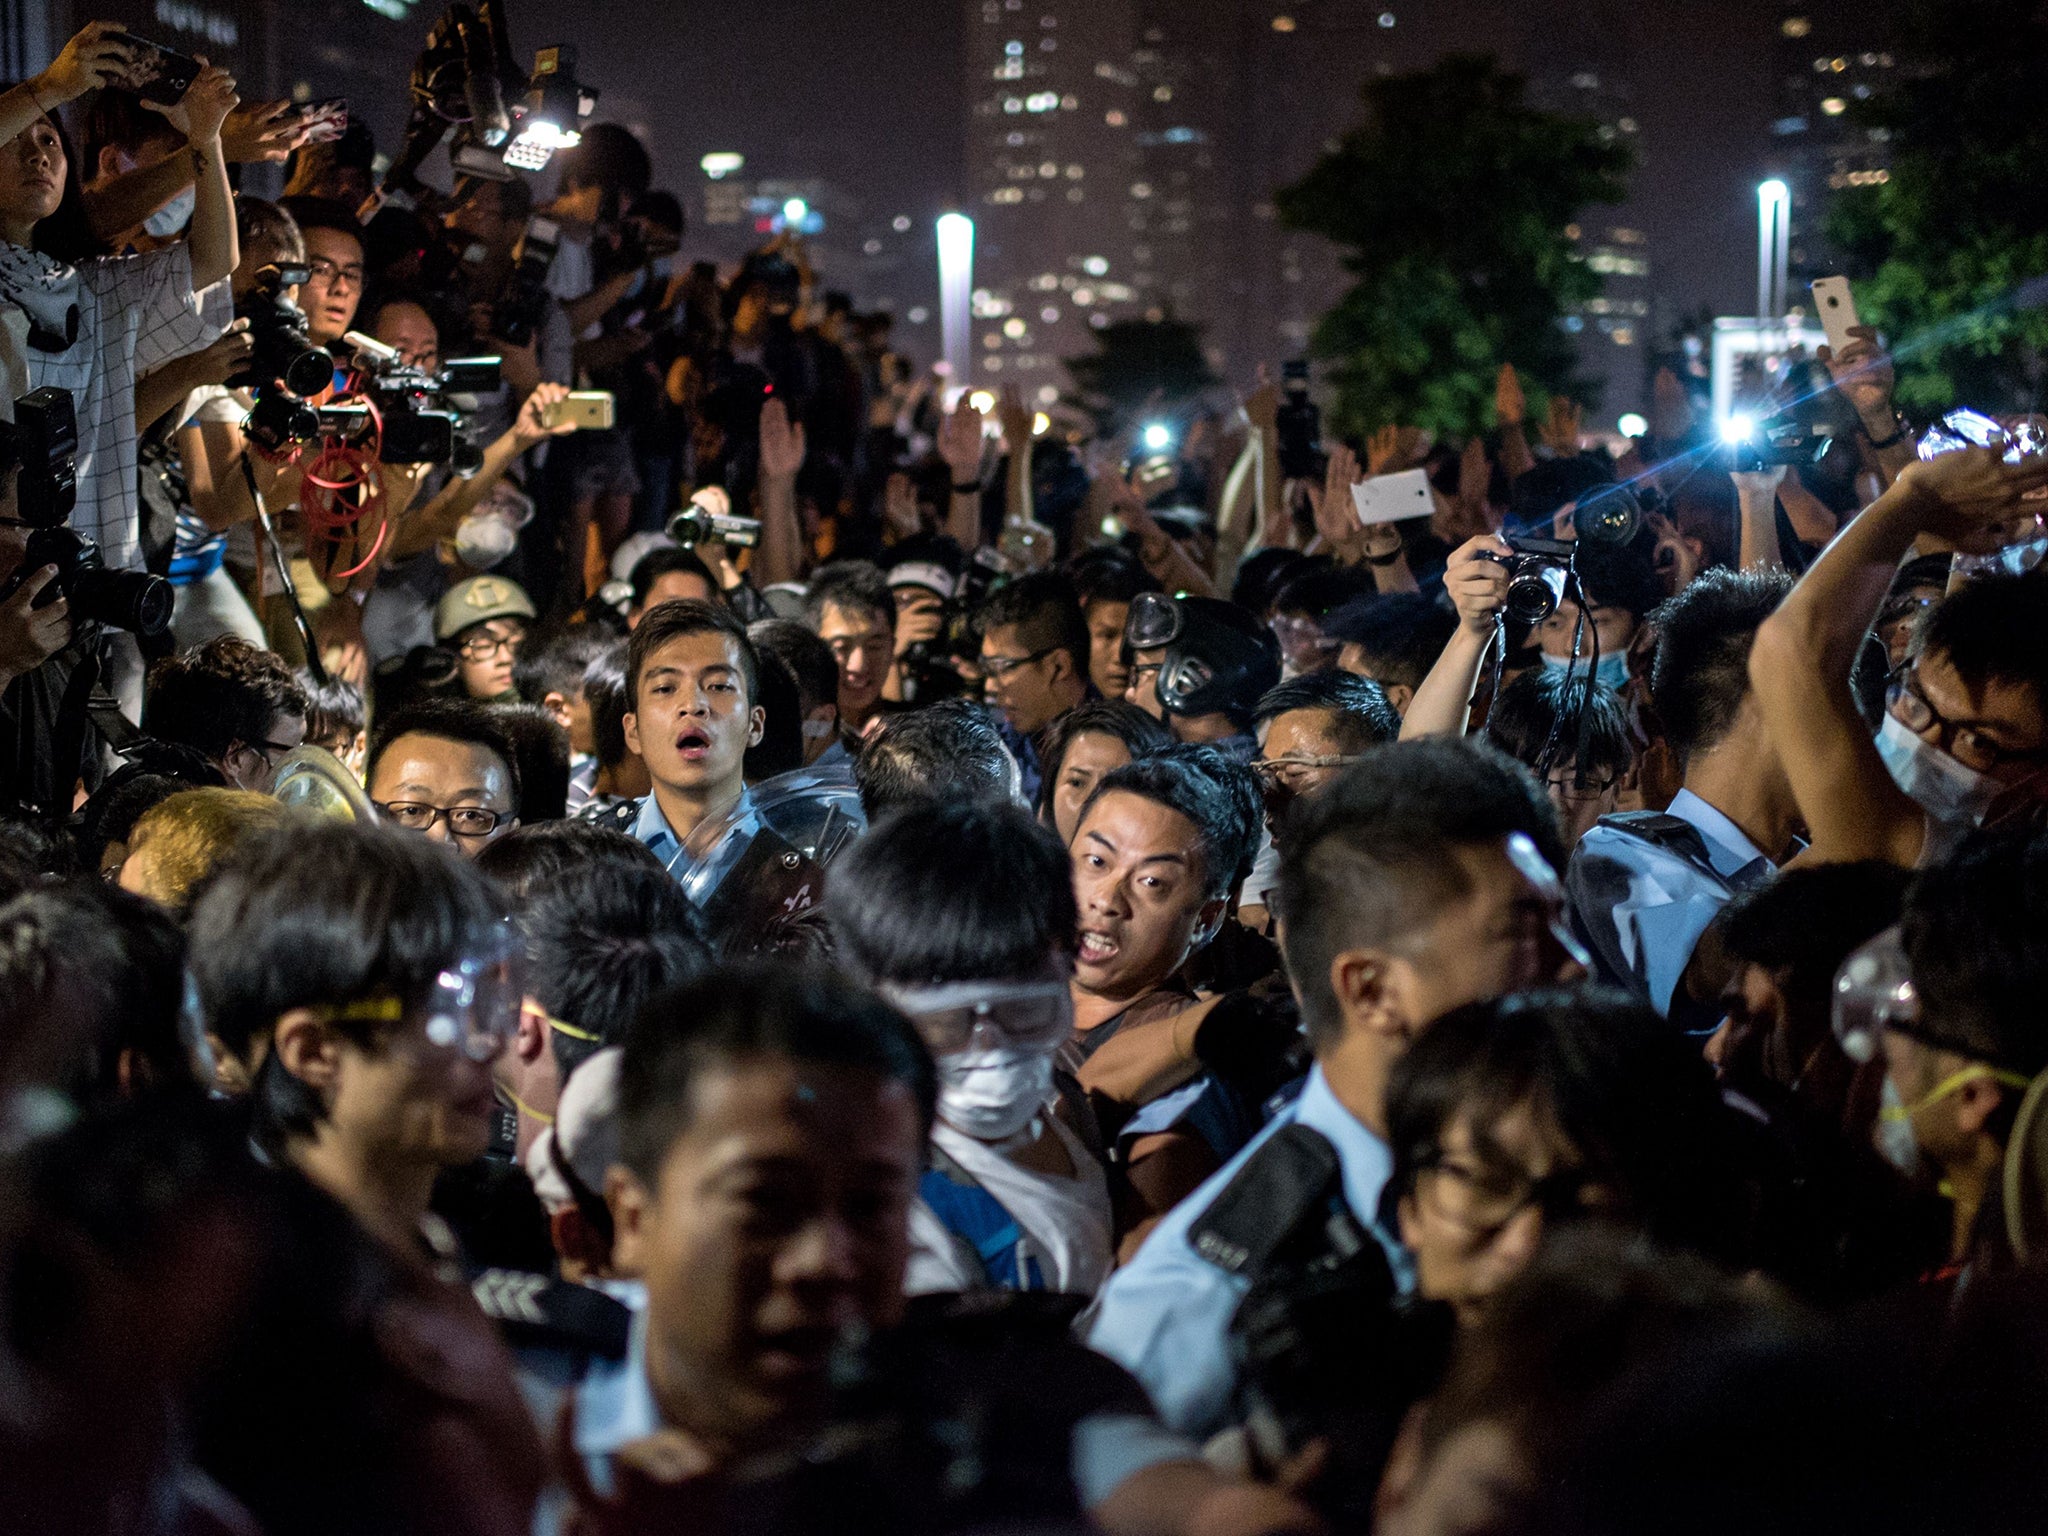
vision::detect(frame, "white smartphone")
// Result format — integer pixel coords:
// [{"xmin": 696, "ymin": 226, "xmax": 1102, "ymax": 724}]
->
[
  {"xmin": 1811, "ymin": 276, "xmax": 1862, "ymax": 353},
  {"xmin": 1350, "ymin": 468, "xmax": 1433, "ymax": 527}
]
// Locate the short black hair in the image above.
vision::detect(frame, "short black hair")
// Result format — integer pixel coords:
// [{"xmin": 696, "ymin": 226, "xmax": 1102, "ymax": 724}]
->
[
  {"xmin": 1901, "ymin": 831, "xmax": 2048, "ymax": 1078},
  {"xmin": 0, "ymin": 882, "xmax": 195, "ymax": 1106},
  {"xmin": 1720, "ymin": 861, "xmax": 1912, "ymax": 1027},
  {"xmin": 1069, "ymin": 550, "xmax": 1161, "ymax": 608},
  {"xmin": 750, "ymin": 618, "xmax": 840, "ymax": 717},
  {"xmin": 235, "ymin": 197, "xmax": 306, "ymax": 265},
  {"xmin": 1035, "ymin": 699, "xmax": 1174, "ymax": 820},
  {"xmin": 1324, "ymin": 593, "xmax": 1458, "ymax": 692},
  {"xmin": 1647, "ymin": 567, "xmax": 1793, "ymax": 765},
  {"xmin": 279, "ymin": 196, "xmax": 364, "ymax": 250},
  {"xmin": 513, "ymin": 626, "xmax": 613, "ymax": 707},
  {"xmin": 1253, "ymin": 672, "xmax": 1402, "ymax": 753},
  {"xmin": 189, "ymin": 821, "xmax": 507, "ymax": 1152},
  {"xmin": 745, "ymin": 648, "xmax": 806, "ymax": 781},
  {"xmin": 145, "ymin": 638, "xmax": 310, "ymax": 764},
  {"xmin": 1572, "ymin": 527, "xmax": 1668, "ymax": 624},
  {"xmin": 855, "ymin": 699, "xmax": 1019, "ymax": 821},
  {"xmin": 1386, "ymin": 987, "xmax": 1742, "ymax": 1262},
  {"xmin": 976, "ymin": 570, "xmax": 1091, "ymax": 677},
  {"xmin": 1270, "ymin": 560, "xmax": 1377, "ymax": 621},
  {"xmin": 367, "ymin": 698, "xmax": 523, "ymax": 816},
  {"xmin": 556, "ymin": 122, "xmax": 653, "ymax": 212},
  {"xmin": 297, "ymin": 671, "xmax": 365, "ymax": 752},
  {"xmin": 626, "ymin": 599, "xmax": 761, "ymax": 707},
  {"xmin": 473, "ymin": 818, "xmax": 667, "ymax": 902},
  {"xmin": 628, "ymin": 547, "xmax": 718, "ymax": 612},
  {"xmin": 489, "ymin": 701, "xmax": 570, "ymax": 822},
  {"xmin": 522, "ymin": 859, "xmax": 712, "ymax": 1077},
  {"xmin": 1917, "ymin": 568, "xmax": 2048, "ymax": 723},
  {"xmin": 579, "ymin": 642, "xmax": 633, "ymax": 771},
  {"xmin": 1485, "ymin": 668, "xmax": 1634, "ymax": 782},
  {"xmin": 1079, "ymin": 744, "xmax": 1262, "ymax": 901},
  {"xmin": 617, "ymin": 964, "xmax": 936, "ymax": 1185},
  {"xmin": 828, "ymin": 799, "xmax": 1076, "ymax": 986},
  {"xmin": 805, "ymin": 560, "xmax": 895, "ymax": 633},
  {"xmin": 1276, "ymin": 740, "xmax": 1563, "ymax": 1049}
]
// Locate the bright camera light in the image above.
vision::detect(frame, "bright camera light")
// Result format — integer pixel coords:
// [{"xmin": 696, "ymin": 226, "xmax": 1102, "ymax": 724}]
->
[
  {"xmin": 1720, "ymin": 412, "xmax": 1757, "ymax": 444},
  {"xmin": 1616, "ymin": 412, "xmax": 1649, "ymax": 437},
  {"xmin": 1032, "ymin": 412, "xmax": 1051, "ymax": 436},
  {"xmin": 968, "ymin": 389, "xmax": 997, "ymax": 414},
  {"xmin": 782, "ymin": 198, "xmax": 809, "ymax": 226},
  {"xmin": 1141, "ymin": 422, "xmax": 1173, "ymax": 452}
]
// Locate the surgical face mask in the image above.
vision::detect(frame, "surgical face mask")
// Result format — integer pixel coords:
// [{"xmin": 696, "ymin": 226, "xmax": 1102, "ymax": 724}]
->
[
  {"xmin": 934, "ymin": 1045, "xmax": 1055, "ymax": 1142},
  {"xmin": 1873, "ymin": 712, "xmax": 2002, "ymax": 829},
  {"xmin": 1542, "ymin": 649, "xmax": 1630, "ymax": 692},
  {"xmin": 453, "ymin": 509, "xmax": 519, "ymax": 570},
  {"xmin": 144, "ymin": 186, "xmax": 196, "ymax": 238}
]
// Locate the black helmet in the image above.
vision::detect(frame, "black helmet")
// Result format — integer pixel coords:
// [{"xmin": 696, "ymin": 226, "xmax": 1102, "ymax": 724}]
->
[{"xmin": 1126, "ymin": 592, "xmax": 1280, "ymax": 728}]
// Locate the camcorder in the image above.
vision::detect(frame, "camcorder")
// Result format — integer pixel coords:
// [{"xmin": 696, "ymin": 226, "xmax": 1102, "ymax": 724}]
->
[
  {"xmin": 347, "ymin": 332, "xmax": 501, "ymax": 470},
  {"xmin": 1722, "ymin": 408, "xmax": 1836, "ymax": 472},
  {"xmin": 667, "ymin": 505, "xmax": 763, "ymax": 550},
  {"xmin": 0, "ymin": 388, "xmax": 171, "ymax": 638},
  {"xmin": 1275, "ymin": 359, "xmax": 1324, "ymax": 480}
]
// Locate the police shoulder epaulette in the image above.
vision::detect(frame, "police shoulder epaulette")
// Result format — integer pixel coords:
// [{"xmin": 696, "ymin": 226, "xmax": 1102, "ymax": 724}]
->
[
  {"xmin": 469, "ymin": 1268, "xmax": 632, "ymax": 1360},
  {"xmin": 1187, "ymin": 1123, "xmax": 1341, "ymax": 1279}
]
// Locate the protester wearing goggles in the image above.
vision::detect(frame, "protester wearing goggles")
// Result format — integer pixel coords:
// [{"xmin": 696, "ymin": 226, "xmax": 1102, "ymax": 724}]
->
[
  {"xmin": 1832, "ymin": 832, "xmax": 2048, "ymax": 1276},
  {"xmin": 830, "ymin": 799, "xmax": 1113, "ymax": 1296},
  {"xmin": 185, "ymin": 819, "xmax": 544, "ymax": 1530}
]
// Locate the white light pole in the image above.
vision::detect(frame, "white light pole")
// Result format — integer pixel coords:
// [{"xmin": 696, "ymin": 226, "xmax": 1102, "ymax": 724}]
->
[
  {"xmin": 1757, "ymin": 179, "xmax": 1791, "ymax": 323},
  {"xmin": 936, "ymin": 213, "xmax": 974, "ymax": 397}
]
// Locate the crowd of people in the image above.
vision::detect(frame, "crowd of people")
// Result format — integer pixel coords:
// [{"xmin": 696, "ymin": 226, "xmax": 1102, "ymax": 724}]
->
[{"xmin": 3, "ymin": 17, "xmax": 2048, "ymax": 1536}]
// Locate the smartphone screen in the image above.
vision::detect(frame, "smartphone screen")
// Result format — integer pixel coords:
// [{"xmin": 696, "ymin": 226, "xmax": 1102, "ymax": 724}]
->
[{"xmin": 296, "ymin": 98, "xmax": 349, "ymax": 145}]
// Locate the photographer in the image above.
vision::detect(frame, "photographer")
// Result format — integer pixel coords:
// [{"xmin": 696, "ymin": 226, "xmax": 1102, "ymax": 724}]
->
[{"xmin": 0, "ymin": 25, "xmax": 239, "ymax": 714}]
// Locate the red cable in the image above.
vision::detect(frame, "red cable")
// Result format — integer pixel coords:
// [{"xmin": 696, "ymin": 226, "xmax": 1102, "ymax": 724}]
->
[{"xmin": 299, "ymin": 392, "xmax": 389, "ymax": 582}]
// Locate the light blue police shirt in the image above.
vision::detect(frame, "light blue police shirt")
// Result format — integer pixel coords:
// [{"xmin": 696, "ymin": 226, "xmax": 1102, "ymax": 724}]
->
[{"xmin": 1082, "ymin": 1064, "xmax": 1404, "ymax": 1440}]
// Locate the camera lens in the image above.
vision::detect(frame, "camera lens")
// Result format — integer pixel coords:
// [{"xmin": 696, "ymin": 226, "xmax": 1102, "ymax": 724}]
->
[
  {"xmin": 67, "ymin": 566, "xmax": 173, "ymax": 639},
  {"xmin": 1502, "ymin": 560, "xmax": 1567, "ymax": 627},
  {"xmin": 281, "ymin": 347, "xmax": 334, "ymax": 399}
]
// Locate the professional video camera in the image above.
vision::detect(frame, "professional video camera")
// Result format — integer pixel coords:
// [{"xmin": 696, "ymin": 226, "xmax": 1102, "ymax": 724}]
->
[
  {"xmin": 373, "ymin": 0, "xmax": 597, "ymax": 215},
  {"xmin": 1275, "ymin": 358, "xmax": 1324, "ymax": 480},
  {"xmin": 0, "ymin": 388, "xmax": 170, "ymax": 639},
  {"xmin": 343, "ymin": 332, "xmax": 501, "ymax": 470},
  {"xmin": 228, "ymin": 264, "xmax": 332, "ymax": 400}
]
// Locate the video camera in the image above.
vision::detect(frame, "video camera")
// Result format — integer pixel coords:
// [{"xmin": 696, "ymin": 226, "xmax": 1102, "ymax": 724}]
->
[
  {"xmin": 0, "ymin": 389, "xmax": 171, "ymax": 638},
  {"xmin": 1721, "ymin": 406, "xmax": 1836, "ymax": 472},
  {"xmin": 344, "ymin": 331, "xmax": 501, "ymax": 470},
  {"xmin": 373, "ymin": 1, "xmax": 597, "ymax": 215}
]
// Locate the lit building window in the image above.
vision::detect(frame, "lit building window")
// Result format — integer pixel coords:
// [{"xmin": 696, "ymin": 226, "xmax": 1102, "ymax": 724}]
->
[
  {"xmin": 1066, "ymin": 164, "xmax": 1084, "ymax": 178},
  {"xmin": 1083, "ymin": 255, "xmax": 1109, "ymax": 275},
  {"xmin": 1131, "ymin": 182, "xmax": 1153, "ymax": 198},
  {"xmin": 1041, "ymin": 306, "xmax": 1060, "ymax": 322},
  {"xmin": 1272, "ymin": 15, "xmax": 1296, "ymax": 31},
  {"xmin": 1005, "ymin": 40, "xmax": 1022, "ymax": 53},
  {"xmin": 1782, "ymin": 15, "xmax": 1811, "ymax": 37},
  {"xmin": 1105, "ymin": 109, "xmax": 1126, "ymax": 126},
  {"xmin": 1821, "ymin": 96, "xmax": 1846, "ymax": 115},
  {"xmin": 1003, "ymin": 317, "xmax": 1027, "ymax": 338},
  {"xmin": 984, "ymin": 333, "xmax": 1004, "ymax": 349},
  {"xmin": 1153, "ymin": 85, "xmax": 1172, "ymax": 101}
]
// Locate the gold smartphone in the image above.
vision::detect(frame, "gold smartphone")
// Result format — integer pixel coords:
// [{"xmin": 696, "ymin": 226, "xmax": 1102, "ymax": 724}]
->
[{"xmin": 543, "ymin": 390, "xmax": 615, "ymax": 430}]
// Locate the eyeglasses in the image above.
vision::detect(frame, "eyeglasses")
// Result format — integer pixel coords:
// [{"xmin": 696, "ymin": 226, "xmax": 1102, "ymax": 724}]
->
[
  {"xmin": 306, "ymin": 256, "xmax": 365, "ymax": 289},
  {"xmin": 377, "ymin": 801, "xmax": 510, "ymax": 839},
  {"xmin": 458, "ymin": 628, "xmax": 525, "ymax": 662},
  {"xmin": 978, "ymin": 646, "xmax": 1054, "ymax": 681},
  {"xmin": 1888, "ymin": 666, "xmax": 2048, "ymax": 775},
  {"xmin": 1413, "ymin": 1151, "xmax": 1603, "ymax": 1235},
  {"xmin": 243, "ymin": 736, "xmax": 303, "ymax": 764},
  {"xmin": 1251, "ymin": 754, "xmax": 1361, "ymax": 794},
  {"xmin": 314, "ymin": 954, "xmax": 521, "ymax": 1063},
  {"xmin": 1544, "ymin": 770, "xmax": 1619, "ymax": 802},
  {"xmin": 883, "ymin": 978, "xmax": 1073, "ymax": 1055}
]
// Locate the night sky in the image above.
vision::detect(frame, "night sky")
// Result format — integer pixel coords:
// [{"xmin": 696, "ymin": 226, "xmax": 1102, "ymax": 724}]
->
[{"xmin": 418, "ymin": 1, "xmax": 1905, "ymax": 367}]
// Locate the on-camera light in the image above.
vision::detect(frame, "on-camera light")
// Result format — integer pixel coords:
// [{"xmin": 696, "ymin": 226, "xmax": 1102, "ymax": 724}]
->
[
  {"xmin": 1720, "ymin": 412, "xmax": 1757, "ymax": 445},
  {"xmin": 1616, "ymin": 412, "xmax": 1648, "ymax": 438},
  {"xmin": 1141, "ymin": 421, "xmax": 1174, "ymax": 453}
]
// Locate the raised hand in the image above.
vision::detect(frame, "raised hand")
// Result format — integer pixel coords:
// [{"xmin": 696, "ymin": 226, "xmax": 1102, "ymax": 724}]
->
[
  {"xmin": 936, "ymin": 393, "xmax": 986, "ymax": 482},
  {"xmin": 1444, "ymin": 535, "xmax": 1514, "ymax": 636},
  {"xmin": 1538, "ymin": 395, "xmax": 1582, "ymax": 454},
  {"xmin": 1894, "ymin": 443, "xmax": 2048, "ymax": 548},
  {"xmin": 186, "ymin": 317, "xmax": 252, "ymax": 386},
  {"xmin": 33, "ymin": 23, "xmax": 132, "ymax": 106},
  {"xmin": 996, "ymin": 384, "xmax": 1034, "ymax": 457},
  {"xmin": 883, "ymin": 471, "xmax": 922, "ymax": 541},
  {"xmin": 1242, "ymin": 366, "xmax": 1280, "ymax": 433},
  {"xmin": 1314, "ymin": 442, "xmax": 1364, "ymax": 552},
  {"xmin": 758, "ymin": 396, "xmax": 807, "ymax": 482},
  {"xmin": 1365, "ymin": 424, "xmax": 1404, "ymax": 477},
  {"xmin": 513, "ymin": 383, "xmax": 577, "ymax": 449},
  {"xmin": 1495, "ymin": 363, "xmax": 1526, "ymax": 427},
  {"xmin": 146, "ymin": 60, "xmax": 238, "ymax": 145},
  {"xmin": 221, "ymin": 99, "xmax": 307, "ymax": 164},
  {"xmin": 1815, "ymin": 325, "xmax": 1898, "ymax": 426}
]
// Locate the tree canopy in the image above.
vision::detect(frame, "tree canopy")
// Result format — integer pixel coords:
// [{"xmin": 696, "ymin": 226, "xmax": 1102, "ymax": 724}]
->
[{"xmin": 1276, "ymin": 54, "xmax": 1633, "ymax": 439}]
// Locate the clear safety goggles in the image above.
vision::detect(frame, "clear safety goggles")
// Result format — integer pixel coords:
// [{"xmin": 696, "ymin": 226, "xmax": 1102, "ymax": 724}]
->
[
  {"xmin": 318, "ymin": 949, "xmax": 524, "ymax": 1063},
  {"xmin": 1123, "ymin": 589, "xmax": 1184, "ymax": 651},
  {"xmin": 882, "ymin": 977, "xmax": 1074, "ymax": 1055}
]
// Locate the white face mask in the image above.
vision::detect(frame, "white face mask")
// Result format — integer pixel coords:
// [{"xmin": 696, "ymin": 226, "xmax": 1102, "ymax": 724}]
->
[
  {"xmin": 144, "ymin": 186, "xmax": 196, "ymax": 238},
  {"xmin": 1873, "ymin": 712, "xmax": 2003, "ymax": 830},
  {"xmin": 935, "ymin": 1046, "xmax": 1055, "ymax": 1142},
  {"xmin": 453, "ymin": 510, "xmax": 519, "ymax": 570}
]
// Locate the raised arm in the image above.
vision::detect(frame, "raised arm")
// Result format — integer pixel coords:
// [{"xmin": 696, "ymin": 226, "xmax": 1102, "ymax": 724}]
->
[
  {"xmin": 142, "ymin": 61, "xmax": 239, "ymax": 289},
  {"xmin": 1818, "ymin": 327, "xmax": 1916, "ymax": 489},
  {"xmin": 935, "ymin": 392, "xmax": 988, "ymax": 552},
  {"xmin": 390, "ymin": 384, "xmax": 575, "ymax": 559},
  {"xmin": 1494, "ymin": 363, "xmax": 1535, "ymax": 480},
  {"xmin": 0, "ymin": 24, "xmax": 131, "ymax": 149},
  {"xmin": 753, "ymin": 396, "xmax": 808, "ymax": 587},
  {"xmin": 87, "ymin": 99, "xmax": 308, "ymax": 244},
  {"xmin": 1733, "ymin": 465, "xmax": 1787, "ymax": 572},
  {"xmin": 1749, "ymin": 446, "xmax": 2048, "ymax": 865},
  {"xmin": 1400, "ymin": 535, "xmax": 1512, "ymax": 740}
]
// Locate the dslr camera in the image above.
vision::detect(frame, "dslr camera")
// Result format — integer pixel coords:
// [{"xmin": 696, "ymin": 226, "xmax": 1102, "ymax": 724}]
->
[
  {"xmin": 1472, "ymin": 482, "xmax": 1643, "ymax": 627},
  {"xmin": 0, "ymin": 388, "xmax": 172, "ymax": 638},
  {"xmin": 231, "ymin": 264, "xmax": 332, "ymax": 400}
]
